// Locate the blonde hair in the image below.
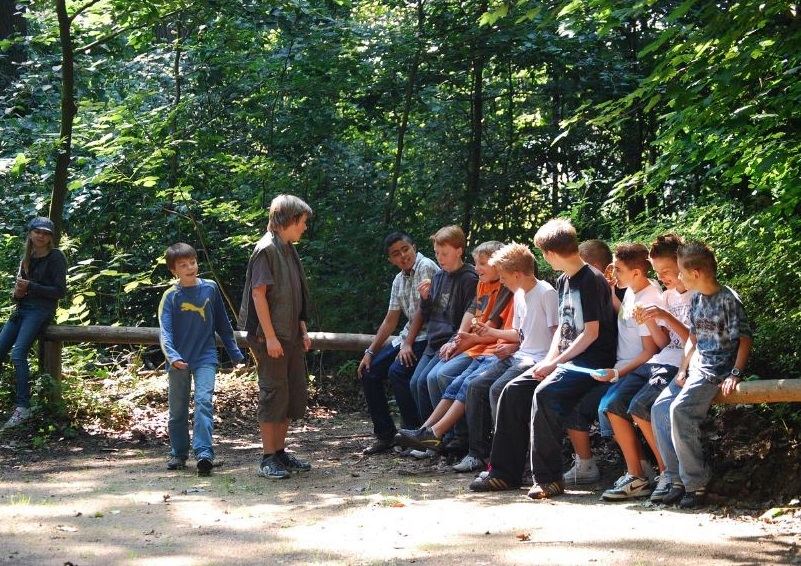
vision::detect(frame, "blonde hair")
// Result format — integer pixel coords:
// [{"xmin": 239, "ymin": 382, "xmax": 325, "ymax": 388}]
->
[
  {"xmin": 489, "ymin": 242, "xmax": 538, "ymax": 277},
  {"xmin": 22, "ymin": 232, "xmax": 54, "ymax": 274},
  {"xmin": 472, "ymin": 240, "xmax": 504, "ymax": 260}
]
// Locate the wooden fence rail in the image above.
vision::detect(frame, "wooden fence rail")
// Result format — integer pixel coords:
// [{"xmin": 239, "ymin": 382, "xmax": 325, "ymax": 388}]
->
[{"xmin": 40, "ymin": 325, "xmax": 801, "ymax": 405}]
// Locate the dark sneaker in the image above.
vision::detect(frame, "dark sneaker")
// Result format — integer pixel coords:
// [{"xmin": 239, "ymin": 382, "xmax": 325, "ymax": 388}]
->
[
  {"xmin": 662, "ymin": 483, "xmax": 686, "ymax": 505},
  {"xmin": 396, "ymin": 426, "xmax": 442, "ymax": 451},
  {"xmin": 468, "ymin": 474, "xmax": 519, "ymax": 492},
  {"xmin": 277, "ymin": 450, "xmax": 311, "ymax": 472},
  {"xmin": 527, "ymin": 480, "xmax": 566, "ymax": 500},
  {"xmin": 443, "ymin": 436, "xmax": 467, "ymax": 455},
  {"xmin": 197, "ymin": 458, "xmax": 214, "ymax": 477},
  {"xmin": 167, "ymin": 456, "xmax": 187, "ymax": 470},
  {"xmin": 601, "ymin": 473, "xmax": 652, "ymax": 501},
  {"xmin": 363, "ymin": 437, "xmax": 395, "ymax": 455},
  {"xmin": 650, "ymin": 475, "xmax": 672, "ymax": 503},
  {"xmin": 258, "ymin": 455, "xmax": 291, "ymax": 479},
  {"xmin": 679, "ymin": 488, "xmax": 707, "ymax": 509}
]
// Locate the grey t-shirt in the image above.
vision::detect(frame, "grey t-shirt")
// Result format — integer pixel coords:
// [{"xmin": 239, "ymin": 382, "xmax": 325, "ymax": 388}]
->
[{"xmin": 689, "ymin": 285, "xmax": 751, "ymax": 382}]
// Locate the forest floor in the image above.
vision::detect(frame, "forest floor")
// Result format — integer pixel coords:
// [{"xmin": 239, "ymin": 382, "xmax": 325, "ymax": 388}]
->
[{"xmin": 0, "ymin": 369, "xmax": 800, "ymax": 565}]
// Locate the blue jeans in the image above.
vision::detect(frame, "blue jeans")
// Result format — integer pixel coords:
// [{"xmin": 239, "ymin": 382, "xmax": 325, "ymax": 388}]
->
[
  {"xmin": 442, "ymin": 355, "xmax": 495, "ymax": 403},
  {"xmin": 431, "ymin": 353, "xmax": 474, "ymax": 402},
  {"xmin": 168, "ymin": 364, "xmax": 217, "ymax": 461},
  {"xmin": 0, "ymin": 303, "xmax": 54, "ymax": 409},
  {"xmin": 651, "ymin": 372, "xmax": 719, "ymax": 492},
  {"xmin": 409, "ymin": 351, "xmax": 442, "ymax": 422},
  {"xmin": 361, "ymin": 340, "xmax": 426, "ymax": 440},
  {"xmin": 597, "ymin": 365, "xmax": 651, "ymax": 437}
]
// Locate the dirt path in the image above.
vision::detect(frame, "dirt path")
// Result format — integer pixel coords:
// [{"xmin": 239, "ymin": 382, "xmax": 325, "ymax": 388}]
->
[{"xmin": 1, "ymin": 412, "xmax": 799, "ymax": 565}]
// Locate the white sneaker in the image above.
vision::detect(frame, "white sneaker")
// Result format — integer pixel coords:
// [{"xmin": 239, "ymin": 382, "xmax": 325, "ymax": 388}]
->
[
  {"xmin": 2, "ymin": 407, "xmax": 31, "ymax": 430},
  {"xmin": 409, "ymin": 449, "xmax": 435, "ymax": 459},
  {"xmin": 452, "ymin": 454, "xmax": 486, "ymax": 473},
  {"xmin": 563, "ymin": 454, "xmax": 600, "ymax": 484},
  {"xmin": 601, "ymin": 473, "xmax": 652, "ymax": 500}
]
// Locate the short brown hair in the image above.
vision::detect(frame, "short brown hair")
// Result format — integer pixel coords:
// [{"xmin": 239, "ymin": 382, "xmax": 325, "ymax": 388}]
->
[
  {"xmin": 268, "ymin": 194, "xmax": 313, "ymax": 231},
  {"xmin": 579, "ymin": 239, "xmax": 613, "ymax": 272},
  {"xmin": 649, "ymin": 233, "xmax": 684, "ymax": 260},
  {"xmin": 489, "ymin": 242, "xmax": 538, "ymax": 277},
  {"xmin": 165, "ymin": 242, "xmax": 197, "ymax": 271},
  {"xmin": 678, "ymin": 241, "xmax": 717, "ymax": 276},
  {"xmin": 615, "ymin": 243, "xmax": 651, "ymax": 274},
  {"xmin": 430, "ymin": 225, "xmax": 466, "ymax": 251},
  {"xmin": 534, "ymin": 218, "xmax": 578, "ymax": 256}
]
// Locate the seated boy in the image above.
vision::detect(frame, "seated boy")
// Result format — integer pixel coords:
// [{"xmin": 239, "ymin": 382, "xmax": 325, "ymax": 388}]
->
[
  {"xmin": 460, "ymin": 242, "xmax": 559, "ymax": 487},
  {"xmin": 408, "ymin": 225, "xmax": 478, "ymax": 423},
  {"xmin": 395, "ymin": 241, "xmax": 512, "ymax": 453},
  {"xmin": 516, "ymin": 218, "xmax": 616, "ymax": 499},
  {"xmin": 650, "ymin": 241, "xmax": 751, "ymax": 508},
  {"xmin": 627, "ymin": 234, "xmax": 694, "ymax": 502},
  {"xmin": 357, "ymin": 232, "xmax": 439, "ymax": 455},
  {"xmin": 593, "ymin": 243, "xmax": 662, "ymax": 498}
]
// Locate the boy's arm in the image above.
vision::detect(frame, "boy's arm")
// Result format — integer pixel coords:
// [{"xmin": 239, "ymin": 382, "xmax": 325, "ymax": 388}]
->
[
  {"xmin": 642, "ymin": 305, "xmax": 690, "ymax": 349},
  {"xmin": 674, "ymin": 332, "xmax": 697, "ymax": 387},
  {"xmin": 357, "ymin": 309, "xmax": 401, "ymax": 378},
  {"xmin": 158, "ymin": 293, "xmax": 185, "ymax": 369},
  {"xmin": 252, "ymin": 284, "xmax": 283, "ymax": 358},
  {"xmin": 534, "ymin": 321, "xmax": 600, "ymax": 379},
  {"xmin": 721, "ymin": 335, "xmax": 753, "ymax": 395}
]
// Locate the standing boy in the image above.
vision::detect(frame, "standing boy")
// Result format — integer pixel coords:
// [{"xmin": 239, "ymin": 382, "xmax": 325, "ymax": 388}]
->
[
  {"xmin": 526, "ymin": 218, "xmax": 617, "ymax": 499},
  {"xmin": 239, "ymin": 195, "xmax": 314, "ymax": 480},
  {"xmin": 357, "ymin": 232, "xmax": 439, "ymax": 455},
  {"xmin": 159, "ymin": 243, "xmax": 245, "ymax": 476},
  {"xmin": 651, "ymin": 241, "xmax": 751, "ymax": 508}
]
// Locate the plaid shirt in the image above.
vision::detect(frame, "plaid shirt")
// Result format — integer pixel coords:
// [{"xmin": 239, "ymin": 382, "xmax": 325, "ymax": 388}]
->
[{"xmin": 388, "ymin": 252, "xmax": 439, "ymax": 347}]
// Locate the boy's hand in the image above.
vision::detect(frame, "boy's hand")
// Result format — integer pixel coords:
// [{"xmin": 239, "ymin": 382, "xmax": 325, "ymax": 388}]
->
[
  {"xmin": 721, "ymin": 375, "xmax": 740, "ymax": 396},
  {"xmin": 532, "ymin": 360, "xmax": 556, "ymax": 381},
  {"xmin": 357, "ymin": 354, "xmax": 371, "ymax": 378},
  {"xmin": 266, "ymin": 337, "xmax": 284, "ymax": 358},
  {"xmin": 302, "ymin": 333, "xmax": 312, "ymax": 352},
  {"xmin": 172, "ymin": 360, "xmax": 189, "ymax": 370},
  {"xmin": 494, "ymin": 343, "xmax": 518, "ymax": 360},
  {"xmin": 397, "ymin": 343, "xmax": 417, "ymax": 367},
  {"xmin": 675, "ymin": 371, "xmax": 687, "ymax": 388},
  {"xmin": 417, "ymin": 278, "xmax": 432, "ymax": 300}
]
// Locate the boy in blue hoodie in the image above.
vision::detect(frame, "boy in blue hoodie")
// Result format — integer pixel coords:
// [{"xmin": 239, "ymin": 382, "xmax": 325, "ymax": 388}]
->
[{"xmin": 159, "ymin": 243, "xmax": 244, "ymax": 476}]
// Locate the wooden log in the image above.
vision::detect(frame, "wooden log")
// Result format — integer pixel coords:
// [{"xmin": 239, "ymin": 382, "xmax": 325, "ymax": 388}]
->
[
  {"xmin": 41, "ymin": 325, "xmax": 381, "ymax": 351},
  {"xmin": 713, "ymin": 379, "xmax": 801, "ymax": 404},
  {"xmin": 40, "ymin": 325, "xmax": 801, "ymax": 404}
]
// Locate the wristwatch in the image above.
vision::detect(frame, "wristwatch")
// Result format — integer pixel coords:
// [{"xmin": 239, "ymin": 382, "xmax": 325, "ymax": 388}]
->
[{"xmin": 730, "ymin": 367, "xmax": 742, "ymax": 378}]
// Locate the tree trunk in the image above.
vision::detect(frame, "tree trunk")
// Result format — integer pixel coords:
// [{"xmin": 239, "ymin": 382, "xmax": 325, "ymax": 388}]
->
[
  {"xmin": 463, "ymin": 1, "xmax": 488, "ymax": 237},
  {"xmin": 0, "ymin": 0, "xmax": 28, "ymax": 101},
  {"xmin": 386, "ymin": 0, "xmax": 425, "ymax": 226},
  {"xmin": 50, "ymin": 0, "xmax": 78, "ymax": 246}
]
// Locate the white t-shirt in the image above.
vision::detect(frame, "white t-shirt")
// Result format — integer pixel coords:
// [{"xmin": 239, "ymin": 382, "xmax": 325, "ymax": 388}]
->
[
  {"xmin": 616, "ymin": 282, "xmax": 662, "ymax": 368},
  {"xmin": 649, "ymin": 288, "xmax": 694, "ymax": 368},
  {"xmin": 513, "ymin": 280, "xmax": 559, "ymax": 365}
]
